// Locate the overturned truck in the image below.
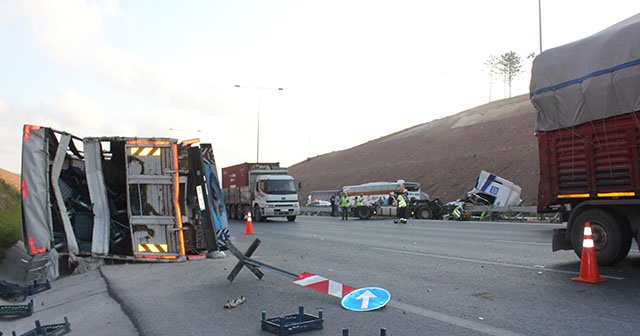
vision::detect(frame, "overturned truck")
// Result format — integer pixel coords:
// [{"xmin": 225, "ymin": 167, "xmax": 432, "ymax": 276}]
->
[{"xmin": 20, "ymin": 125, "xmax": 229, "ymax": 264}]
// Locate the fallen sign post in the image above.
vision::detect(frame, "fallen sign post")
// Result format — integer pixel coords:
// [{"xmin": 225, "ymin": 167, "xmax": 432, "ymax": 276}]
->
[
  {"xmin": 226, "ymin": 239, "xmax": 359, "ymax": 300},
  {"xmin": 340, "ymin": 287, "xmax": 391, "ymax": 311}
]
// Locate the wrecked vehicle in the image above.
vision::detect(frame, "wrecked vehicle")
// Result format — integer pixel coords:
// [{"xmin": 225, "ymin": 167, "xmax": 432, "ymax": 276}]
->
[
  {"xmin": 465, "ymin": 170, "xmax": 522, "ymax": 207},
  {"xmin": 444, "ymin": 171, "xmax": 529, "ymax": 220},
  {"xmin": 340, "ymin": 180, "xmax": 444, "ymax": 220},
  {"xmin": 20, "ymin": 125, "xmax": 229, "ymax": 264}
]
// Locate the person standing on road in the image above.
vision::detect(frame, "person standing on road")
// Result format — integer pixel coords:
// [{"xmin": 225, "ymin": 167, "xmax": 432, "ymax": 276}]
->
[
  {"xmin": 330, "ymin": 194, "xmax": 338, "ymax": 217},
  {"xmin": 395, "ymin": 192, "xmax": 408, "ymax": 223},
  {"xmin": 340, "ymin": 192, "xmax": 350, "ymax": 220}
]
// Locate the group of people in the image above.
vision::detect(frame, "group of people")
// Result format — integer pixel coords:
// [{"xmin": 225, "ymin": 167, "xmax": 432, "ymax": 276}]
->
[
  {"xmin": 329, "ymin": 192, "xmax": 354, "ymax": 220},
  {"xmin": 328, "ymin": 191, "xmax": 409, "ymax": 223}
]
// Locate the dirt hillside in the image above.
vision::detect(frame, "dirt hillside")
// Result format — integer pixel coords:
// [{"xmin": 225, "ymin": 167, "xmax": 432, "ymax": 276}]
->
[
  {"xmin": 0, "ymin": 167, "xmax": 20, "ymax": 191},
  {"xmin": 290, "ymin": 94, "xmax": 540, "ymax": 205}
]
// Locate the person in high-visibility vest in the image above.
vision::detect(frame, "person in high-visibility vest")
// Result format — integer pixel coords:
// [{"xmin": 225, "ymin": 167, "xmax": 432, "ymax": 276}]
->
[
  {"xmin": 340, "ymin": 192, "xmax": 350, "ymax": 220},
  {"xmin": 452, "ymin": 203, "xmax": 464, "ymax": 220},
  {"xmin": 395, "ymin": 192, "xmax": 408, "ymax": 223},
  {"xmin": 356, "ymin": 195, "xmax": 363, "ymax": 207}
]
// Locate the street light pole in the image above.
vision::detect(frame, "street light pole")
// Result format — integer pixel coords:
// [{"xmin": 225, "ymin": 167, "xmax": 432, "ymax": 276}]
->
[
  {"xmin": 538, "ymin": 0, "xmax": 543, "ymax": 54},
  {"xmin": 234, "ymin": 85, "xmax": 284, "ymax": 163}
]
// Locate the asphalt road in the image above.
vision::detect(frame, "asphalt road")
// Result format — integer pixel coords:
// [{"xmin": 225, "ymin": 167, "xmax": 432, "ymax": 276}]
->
[{"xmin": 4, "ymin": 215, "xmax": 640, "ymax": 335}]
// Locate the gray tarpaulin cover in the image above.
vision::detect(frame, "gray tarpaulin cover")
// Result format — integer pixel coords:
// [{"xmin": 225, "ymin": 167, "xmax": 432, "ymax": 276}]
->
[{"xmin": 530, "ymin": 12, "xmax": 640, "ymax": 131}]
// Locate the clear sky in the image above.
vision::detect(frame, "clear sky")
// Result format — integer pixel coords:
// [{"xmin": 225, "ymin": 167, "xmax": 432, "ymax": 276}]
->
[{"xmin": 1, "ymin": 0, "xmax": 639, "ymax": 174}]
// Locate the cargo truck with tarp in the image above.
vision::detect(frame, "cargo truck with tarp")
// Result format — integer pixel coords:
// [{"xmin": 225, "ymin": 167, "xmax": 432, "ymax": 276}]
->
[
  {"xmin": 530, "ymin": 13, "xmax": 640, "ymax": 265},
  {"xmin": 20, "ymin": 125, "xmax": 229, "ymax": 267}
]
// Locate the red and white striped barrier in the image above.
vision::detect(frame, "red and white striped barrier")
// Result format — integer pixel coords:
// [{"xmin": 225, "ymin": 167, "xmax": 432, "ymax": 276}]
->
[{"xmin": 293, "ymin": 272, "xmax": 356, "ymax": 298}]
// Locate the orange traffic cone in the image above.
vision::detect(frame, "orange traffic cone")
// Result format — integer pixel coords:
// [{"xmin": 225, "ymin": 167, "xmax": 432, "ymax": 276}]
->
[
  {"xmin": 245, "ymin": 211, "xmax": 255, "ymax": 235},
  {"xmin": 572, "ymin": 222, "xmax": 607, "ymax": 283}
]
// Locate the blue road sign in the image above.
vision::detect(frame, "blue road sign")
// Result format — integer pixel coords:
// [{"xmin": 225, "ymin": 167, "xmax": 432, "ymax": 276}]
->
[{"xmin": 341, "ymin": 287, "xmax": 391, "ymax": 311}]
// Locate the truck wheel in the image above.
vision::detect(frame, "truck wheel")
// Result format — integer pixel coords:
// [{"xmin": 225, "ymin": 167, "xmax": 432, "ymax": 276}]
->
[
  {"xmin": 287, "ymin": 215, "xmax": 296, "ymax": 222},
  {"xmin": 229, "ymin": 205, "xmax": 237, "ymax": 219},
  {"xmin": 612, "ymin": 213, "xmax": 632, "ymax": 263},
  {"xmin": 415, "ymin": 206, "xmax": 432, "ymax": 219},
  {"xmin": 571, "ymin": 209, "xmax": 631, "ymax": 265},
  {"xmin": 355, "ymin": 206, "xmax": 372, "ymax": 219},
  {"xmin": 253, "ymin": 205, "xmax": 263, "ymax": 222}
]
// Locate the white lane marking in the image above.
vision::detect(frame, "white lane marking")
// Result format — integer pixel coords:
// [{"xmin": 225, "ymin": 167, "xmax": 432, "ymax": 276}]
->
[
  {"xmin": 372, "ymin": 247, "xmax": 626, "ymax": 280},
  {"xmin": 493, "ymin": 240, "xmax": 550, "ymax": 246},
  {"xmin": 387, "ymin": 301, "xmax": 526, "ymax": 336}
]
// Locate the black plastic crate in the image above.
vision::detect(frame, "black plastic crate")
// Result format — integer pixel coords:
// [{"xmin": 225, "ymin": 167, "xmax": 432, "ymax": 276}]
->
[
  {"xmin": 0, "ymin": 280, "xmax": 50, "ymax": 301},
  {"xmin": 261, "ymin": 306, "xmax": 323, "ymax": 336},
  {"xmin": 13, "ymin": 316, "xmax": 71, "ymax": 336},
  {"xmin": 0, "ymin": 299, "xmax": 33, "ymax": 317},
  {"xmin": 342, "ymin": 328, "xmax": 388, "ymax": 336}
]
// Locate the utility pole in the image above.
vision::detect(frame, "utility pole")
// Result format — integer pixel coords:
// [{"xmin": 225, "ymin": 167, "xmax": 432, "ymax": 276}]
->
[{"xmin": 234, "ymin": 85, "xmax": 284, "ymax": 162}]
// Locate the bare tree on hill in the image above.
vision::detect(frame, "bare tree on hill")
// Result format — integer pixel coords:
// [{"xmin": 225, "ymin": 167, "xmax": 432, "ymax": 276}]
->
[
  {"xmin": 497, "ymin": 51, "xmax": 524, "ymax": 98},
  {"xmin": 484, "ymin": 54, "xmax": 499, "ymax": 102}
]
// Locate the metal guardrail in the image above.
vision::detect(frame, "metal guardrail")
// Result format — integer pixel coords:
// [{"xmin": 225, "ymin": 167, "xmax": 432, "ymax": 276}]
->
[
  {"xmin": 299, "ymin": 205, "xmax": 556, "ymax": 223},
  {"xmin": 299, "ymin": 206, "xmax": 397, "ymax": 216},
  {"xmin": 464, "ymin": 205, "xmax": 542, "ymax": 221},
  {"xmin": 465, "ymin": 205, "xmax": 538, "ymax": 214},
  {"xmin": 299, "ymin": 206, "xmax": 332, "ymax": 215}
]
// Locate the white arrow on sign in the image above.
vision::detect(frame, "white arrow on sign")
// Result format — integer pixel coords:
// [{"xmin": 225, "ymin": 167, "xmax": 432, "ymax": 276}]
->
[{"xmin": 356, "ymin": 290, "xmax": 377, "ymax": 309}]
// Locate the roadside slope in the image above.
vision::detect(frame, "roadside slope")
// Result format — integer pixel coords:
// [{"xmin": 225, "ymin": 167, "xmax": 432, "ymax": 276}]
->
[{"xmin": 290, "ymin": 94, "xmax": 539, "ymax": 205}]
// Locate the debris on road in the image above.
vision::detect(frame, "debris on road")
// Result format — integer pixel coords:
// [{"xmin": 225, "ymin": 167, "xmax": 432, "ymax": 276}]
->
[
  {"xmin": 9, "ymin": 316, "xmax": 71, "ymax": 336},
  {"xmin": 261, "ymin": 306, "xmax": 323, "ymax": 335},
  {"xmin": 0, "ymin": 280, "xmax": 50, "ymax": 302},
  {"xmin": 224, "ymin": 296, "xmax": 247, "ymax": 309},
  {"xmin": 0, "ymin": 300, "xmax": 33, "ymax": 318}
]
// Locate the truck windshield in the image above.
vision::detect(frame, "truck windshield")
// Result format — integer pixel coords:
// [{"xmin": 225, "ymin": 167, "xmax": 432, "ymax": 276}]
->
[{"xmin": 261, "ymin": 179, "xmax": 296, "ymax": 195}]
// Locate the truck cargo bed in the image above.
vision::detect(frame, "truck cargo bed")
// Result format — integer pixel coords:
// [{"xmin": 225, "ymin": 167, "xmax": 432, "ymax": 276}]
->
[{"xmin": 537, "ymin": 110, "xmax": 640, "ymax": 211}]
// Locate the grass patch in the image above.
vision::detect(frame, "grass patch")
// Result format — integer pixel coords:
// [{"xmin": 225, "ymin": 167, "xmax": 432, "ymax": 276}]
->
[{"xmin": 0, "ymin": 179, "xmax": 22, "ymax": 260}]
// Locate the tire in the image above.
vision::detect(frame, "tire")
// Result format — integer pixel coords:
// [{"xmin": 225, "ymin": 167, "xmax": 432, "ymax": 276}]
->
[
  {"xmin": 571, "ymin": 208, "xmax": 631, "ymax": 265},
  {"xmin": 356, "ymin": 206, "xmax": 372, "ymax": 220},
  {"xmin": 236, "ymin": 205, "xmax": 244, "ymax": 220},
  {"xmin": 611, "ymin": 212, "xmax": 632, "ymax": 263},
  {"xmin": 287, "ymin": 215, "xmax": 296, "ymax": 222},
  {"xmin": 415, "ymin": 206, "xmax": 432, "ymax": 219},
  {"xmin": 253, "ymin": 204, "xmax": 263, "ymax": 222}
]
